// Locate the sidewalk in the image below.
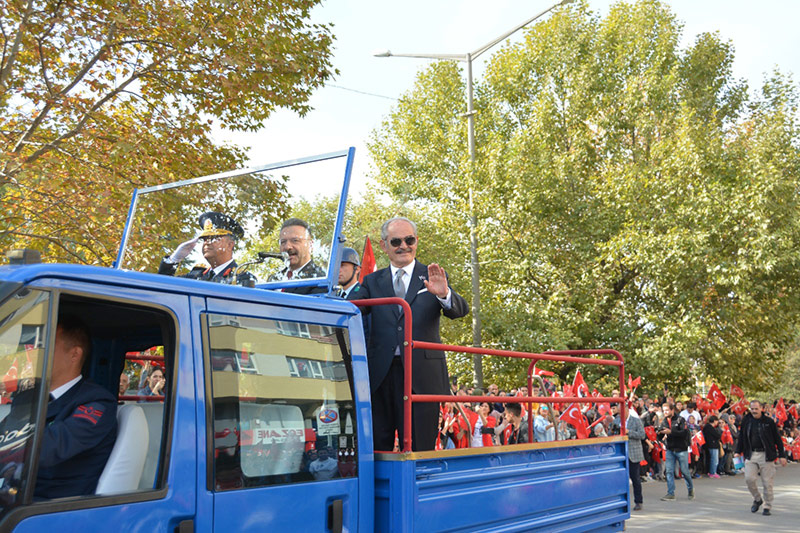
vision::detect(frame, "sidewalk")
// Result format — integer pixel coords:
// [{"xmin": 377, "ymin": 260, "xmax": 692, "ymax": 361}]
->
[{"xmin": 626, "ymin": 463, "xmax": 800, "ymax": 532}]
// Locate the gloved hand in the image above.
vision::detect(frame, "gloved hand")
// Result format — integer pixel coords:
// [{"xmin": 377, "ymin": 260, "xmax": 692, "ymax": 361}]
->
[{"xmin": 167, "ymin": 237, "xmax": 199, "ymax": 263}]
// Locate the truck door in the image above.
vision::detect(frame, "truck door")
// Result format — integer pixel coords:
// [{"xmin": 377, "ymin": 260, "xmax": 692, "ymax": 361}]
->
[
  {"xmin": 0, "ymin": 281, "xmax": 197, "ymax": 532},
  {"xmin": 202, "ymin": 298, "xmax": 361, "ymax": 532}
]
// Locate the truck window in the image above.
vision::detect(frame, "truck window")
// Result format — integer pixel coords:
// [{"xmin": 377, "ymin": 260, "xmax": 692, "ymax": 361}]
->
[
  {"xmin": 206, "ymin": 314, "xmax": 357, "ymax": 491},
  {"xmin": 0, "ymin": 289, "xmax": 49, "ymax": 517},
  {"xmin": 55, "ymin": 294, "xmax": 177, "ymax": 496}
]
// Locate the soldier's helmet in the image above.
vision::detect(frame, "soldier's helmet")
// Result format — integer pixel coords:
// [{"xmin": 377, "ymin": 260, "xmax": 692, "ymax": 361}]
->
[
  {"xmin": 340, "ymin": 247, "xmax": 360, "ymax": 266},
  {"xmin": 198, "ymin": 211, "xmax": 245, "ymax": 240}
]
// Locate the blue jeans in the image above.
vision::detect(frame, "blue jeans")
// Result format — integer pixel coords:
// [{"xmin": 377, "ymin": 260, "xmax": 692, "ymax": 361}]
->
[
  {"xmin": 665, "ymin": 449, "xmax": 693, "ymax": 495},
  {"xmin": 708, "ymin": 448, "xmax": 719, "ymax": 475}
]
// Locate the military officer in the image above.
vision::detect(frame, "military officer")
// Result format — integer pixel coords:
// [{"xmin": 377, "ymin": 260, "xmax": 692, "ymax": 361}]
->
[{"xmin": 158, "ymin": 211, "xmax": 256, "ymax": 285}]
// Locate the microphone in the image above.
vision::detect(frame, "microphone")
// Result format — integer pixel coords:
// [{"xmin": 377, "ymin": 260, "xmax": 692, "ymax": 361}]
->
[{"xmin": 258, "ymin": 251, "xmax": 289, "ymax": 261}]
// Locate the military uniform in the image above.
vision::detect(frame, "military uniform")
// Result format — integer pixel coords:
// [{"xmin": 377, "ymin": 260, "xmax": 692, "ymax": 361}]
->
[
  {"xmin": 158, "ymin": 259, "xmax": 255, "ymax": 286},
  {"xmin": 35, "ymin": 378, "xmax": 117, "ymax": 499},
  {"xmin": 158, "ymin": 211, "xmax": 256, "ymax": 286}
]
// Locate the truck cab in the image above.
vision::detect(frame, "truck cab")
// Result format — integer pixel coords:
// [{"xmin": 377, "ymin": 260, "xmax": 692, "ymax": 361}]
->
[{"xmin": 0, "ymin": 149, "xmax": 630, "ymax": 532}]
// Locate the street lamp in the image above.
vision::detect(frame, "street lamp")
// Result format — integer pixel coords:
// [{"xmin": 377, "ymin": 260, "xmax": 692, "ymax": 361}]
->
[{"xmin": 375, "ymin": 0, "xmax": 573, "ymax": 387}]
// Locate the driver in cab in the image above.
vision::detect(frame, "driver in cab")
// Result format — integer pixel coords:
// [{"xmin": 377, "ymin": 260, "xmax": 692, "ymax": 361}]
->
[{"xmin": 0, "ymin": 316, "xmax": 118, "ymax": 500}]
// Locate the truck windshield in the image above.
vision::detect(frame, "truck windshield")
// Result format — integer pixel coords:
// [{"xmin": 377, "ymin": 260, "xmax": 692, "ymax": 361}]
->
[
  {"xmin": 0, "ymin": 288, "xmax": 49, "ymax": 516},
  {"xmin": 115, "ymin": 150, "xmax": 352, "ymax": 289}
]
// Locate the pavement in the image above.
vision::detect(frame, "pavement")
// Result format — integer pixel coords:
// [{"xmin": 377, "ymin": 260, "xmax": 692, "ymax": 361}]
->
[{"xmin": 625, "ymin": 463, "xmax": 800, "ymax": 532}]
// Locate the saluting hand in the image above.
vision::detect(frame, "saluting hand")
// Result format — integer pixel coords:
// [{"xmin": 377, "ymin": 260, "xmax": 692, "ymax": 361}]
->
[{"xmin": 424, "ymin": 263, "xmax": 449, "ymax": 298}]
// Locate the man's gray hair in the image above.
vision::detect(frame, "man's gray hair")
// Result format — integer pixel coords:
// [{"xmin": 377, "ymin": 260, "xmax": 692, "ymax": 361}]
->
[{"xmin": 381, "ymin": 217, "xmax": 417, "ymax": 240}]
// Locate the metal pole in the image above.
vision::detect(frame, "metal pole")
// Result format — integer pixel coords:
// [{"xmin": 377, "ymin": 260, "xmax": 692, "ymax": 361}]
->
[
  {"xmin": 373, "ymin": 0, "xmax": 572, "ymax": 389},
  {"xmin": 465, "ymin": 53, "xmax": 484, "ymax": 388}
]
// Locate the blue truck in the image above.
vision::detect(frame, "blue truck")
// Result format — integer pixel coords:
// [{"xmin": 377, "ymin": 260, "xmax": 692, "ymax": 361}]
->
[{"xmin": 0, "ymin": 149, "xmax": 630, "ymax": 532}]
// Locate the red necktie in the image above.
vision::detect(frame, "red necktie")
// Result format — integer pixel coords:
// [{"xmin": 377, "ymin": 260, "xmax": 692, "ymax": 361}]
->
[{"xmin": 287, "ymin": 270, "xmax": 293, "ymax": 279}]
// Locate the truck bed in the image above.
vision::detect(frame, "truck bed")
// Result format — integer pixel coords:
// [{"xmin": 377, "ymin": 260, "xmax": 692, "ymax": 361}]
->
[{"xmin": 374, "ymin": 436, "xmax": 630, "ymax": 532}]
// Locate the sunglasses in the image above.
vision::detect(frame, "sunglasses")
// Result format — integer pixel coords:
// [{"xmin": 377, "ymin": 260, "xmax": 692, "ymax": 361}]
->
[{"xmin": 388, "ymin": 236, "xmax": 416, "ymax": 247}]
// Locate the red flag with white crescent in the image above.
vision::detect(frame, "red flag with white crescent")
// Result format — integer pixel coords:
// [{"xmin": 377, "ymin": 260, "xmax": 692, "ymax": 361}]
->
[
  {"xmin": 707, "ymin": 383, "xmax": 726, "ymax": 410},
  {"xmin": 559, "ymin": 403, "xmax": 589, "ymax": 439},
  {"xmin": 729, "ymin": 384, "xmax": 744, "ymax": 399},
  {"xmin": 358, "ymin": 236, "xmax": 377, "ymax": 283},
  {"xmin": 573, "ymin": 370, "xmax": 589, "ymax": 398}
]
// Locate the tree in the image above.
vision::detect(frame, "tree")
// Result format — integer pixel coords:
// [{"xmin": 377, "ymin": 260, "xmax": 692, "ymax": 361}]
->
[
  {"xmin": 368, "ymin": 0, "xmax": 800, "ymax": 391},
  {"xmin": 1, "ymin": 0, "xmax": 336, "ymax": 264}
]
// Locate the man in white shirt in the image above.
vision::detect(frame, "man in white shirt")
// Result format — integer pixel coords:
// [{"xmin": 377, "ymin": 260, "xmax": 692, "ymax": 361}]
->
[{"xmin": 680, "ymin": 402, "xmax": 702, "ymax": 426}]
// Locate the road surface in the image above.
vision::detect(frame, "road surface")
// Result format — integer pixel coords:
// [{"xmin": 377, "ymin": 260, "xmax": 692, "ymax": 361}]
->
[{"xmin": 626, "ymin": 462, "xmax": 800, "ymax": 532}]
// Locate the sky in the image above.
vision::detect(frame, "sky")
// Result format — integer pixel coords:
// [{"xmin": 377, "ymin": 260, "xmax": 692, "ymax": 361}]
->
[{"xmin": 213, "ymin": 0, "xmax": 800, "ymax": 200}]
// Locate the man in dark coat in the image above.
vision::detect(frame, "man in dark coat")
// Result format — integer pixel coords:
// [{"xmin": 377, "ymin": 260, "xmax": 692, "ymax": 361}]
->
[
  {"xmin": 158, "ymin": 211, "xmax": 255, "ymax": 285},
  {"xmin": 268, "ymin": 218, "xmax": 326, "ymax": 295},
  {"xmin": 735, "ymin": 400, "xmax": 787, "ymax": 515},
  {"xmin": 353, "ymin": 217, "xmax": 468, "ymax": 451},
  {"xmin": 36, "ymin": 316, "xmax": 117, "ymax": 499}
]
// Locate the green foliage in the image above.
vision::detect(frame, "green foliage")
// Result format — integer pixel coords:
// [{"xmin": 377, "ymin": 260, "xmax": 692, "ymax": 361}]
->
[
  {"xmin": 1, "ymin": 0, "xmax": 336, "ymax": 265},
  {"xmin": 368, "ymin": 0, "xmax": 800, "ymax": 392}
]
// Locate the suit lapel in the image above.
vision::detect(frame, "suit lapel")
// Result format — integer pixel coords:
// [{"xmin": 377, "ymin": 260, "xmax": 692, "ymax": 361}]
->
[{"xmin": 404, "ymin": 261, "xmax": 427, "ymax": 306}]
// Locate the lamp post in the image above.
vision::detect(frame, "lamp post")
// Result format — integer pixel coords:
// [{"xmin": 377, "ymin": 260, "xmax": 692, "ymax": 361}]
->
[{"xmin": 374, "ymin": 0, "xmax": 573, "ymax": 387}]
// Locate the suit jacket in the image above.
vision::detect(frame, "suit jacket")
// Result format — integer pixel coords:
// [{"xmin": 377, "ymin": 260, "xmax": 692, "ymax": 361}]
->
[
  {"xmin": 36, "ymin": 378, "xmax": 118, "ymax": 499},
  {"xmin": 268, "ymin": 260, "xmax": 327, "ymax": 295},
  {"xmin": 353, "ymin": 261, "xmax": 468, "ymax": 394},
  {"xmin": 158, "ymin": 258, "xmax": 256, "ymax": 285}
]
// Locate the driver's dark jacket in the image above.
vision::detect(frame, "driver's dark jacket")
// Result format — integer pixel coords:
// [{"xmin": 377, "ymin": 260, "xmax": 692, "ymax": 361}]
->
[{"xmin": 35, "ymin": 378, "xmax": 117, "ymax": 499}]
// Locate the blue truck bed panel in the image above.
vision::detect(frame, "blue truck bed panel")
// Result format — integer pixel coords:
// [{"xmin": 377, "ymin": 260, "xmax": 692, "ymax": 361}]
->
[{"xmin": 375, "ymin": 437, "xmax": 630, "ymax": 533}]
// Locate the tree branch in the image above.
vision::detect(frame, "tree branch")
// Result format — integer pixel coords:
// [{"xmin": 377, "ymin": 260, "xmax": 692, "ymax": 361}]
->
[{"xmin": 0, "ymin": 0, "xmax": 35, "ymax": 91}]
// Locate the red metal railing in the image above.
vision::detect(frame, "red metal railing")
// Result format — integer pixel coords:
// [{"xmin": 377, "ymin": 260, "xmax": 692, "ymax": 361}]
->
[{"xmin": 351, "ymin": 297, "xmax": 626, "ymax": 453}]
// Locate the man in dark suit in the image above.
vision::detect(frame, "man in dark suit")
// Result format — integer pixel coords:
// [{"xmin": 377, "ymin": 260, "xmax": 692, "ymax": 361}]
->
[
  {"xmin": 158, "ymin": 211, "xmax": 255, "ymax": 285},
  {"xmin": 37, "ymin": 316, "xmax": 117, "ymax": 498},
  {"xmin": 353, "ymin": 217, "xmax": 468, "ymax": 451},
  {"xmin": 268, "ymin": 217, "xmax": 326, "ymax": 295}
]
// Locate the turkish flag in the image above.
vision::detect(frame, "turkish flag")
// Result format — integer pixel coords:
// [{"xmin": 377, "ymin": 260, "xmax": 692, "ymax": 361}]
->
[
  {"xmin": 693, "ymin": 431, "xmax": 706, "ymax": 447},
  {"xmin": 730, "ymin": 398, "xmax": 747, "ymax": 415},
  {"xmin": 788, "ymin": 403, "xmax": 799, "ymax": 420},
  {"xmin": 645, "ymin": 426, "xmax": 658, "ymax": 441},
  {"xmin": 534, "ymin": 367, "xmax": 555, "ymax": 377},
  {"xmin": 358, "ymin": 236, "xmax": 377, "ymax": 283},
  {"xmin": 721, "ymin": 424, "xmax": 734, "ymax": 445},
  {"xmin": 707, "ymin": 383, "xmax": 726, "ymax": 410},
  {"xmin": 697, "ymin": 398, "xmax": 712, "ymax": 413},
  {"xmin": 559, "ymin": 403, "xmax": 589, "ymax": 439},
  {"xmin": 627, "ymin": 374, "xmax": 641, "ymax": 392},
  {"xmin": 563, "ymin": 384, "xmax": 573, "ymax": 397},
  {"xmin": 776, "ymin": 398, "xmax": 788, "ymax": 426},
  {"xmin": 729, "ymin": 384, "xmax": 744, "ymax": 399},
  {"xmin": 573, "ymin": 370, "xmax": 589, "ymax": 398}
]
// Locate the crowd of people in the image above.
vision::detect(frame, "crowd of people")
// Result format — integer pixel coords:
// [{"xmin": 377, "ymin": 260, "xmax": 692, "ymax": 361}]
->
[{"xmin": 434, "ymin": 379, "xmax": 798, "ymax": 514}]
